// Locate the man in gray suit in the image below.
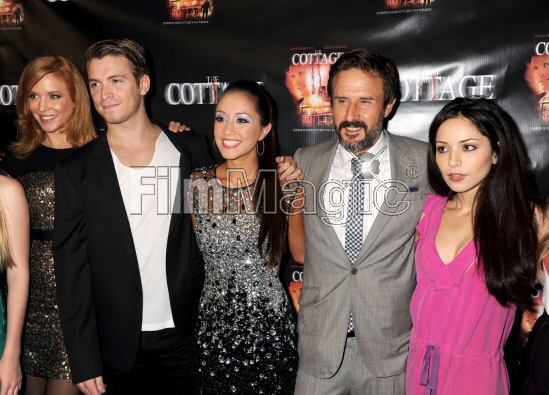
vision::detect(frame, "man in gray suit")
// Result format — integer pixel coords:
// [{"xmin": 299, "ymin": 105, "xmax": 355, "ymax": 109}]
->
[{"xmin": 294, "ymin": 49, "xmax": 430, "ymax": 394}]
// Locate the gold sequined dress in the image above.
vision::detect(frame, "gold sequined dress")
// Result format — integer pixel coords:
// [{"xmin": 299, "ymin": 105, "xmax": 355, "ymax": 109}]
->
[{"xmin": 1, "ymin": 145, "xmax": 74, "ymax": 379}]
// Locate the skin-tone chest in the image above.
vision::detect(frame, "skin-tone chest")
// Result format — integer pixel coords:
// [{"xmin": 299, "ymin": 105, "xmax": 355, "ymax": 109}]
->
[
  {"xmin": 107, "ymin": 126, "xmax": 161, "ymax": 167},
  {"xmin": 435, "ymin": 204, "xmax": 474, "ymax": 265}
]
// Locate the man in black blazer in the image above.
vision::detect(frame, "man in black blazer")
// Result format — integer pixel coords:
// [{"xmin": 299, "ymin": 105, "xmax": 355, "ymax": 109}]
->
[
  {"xmin": 53, "ymin": 39, "xmax": 213, "ymax": 394},
  {"xmin": 54, "ymin": 38, "xmax": 301, "ymax": 395}
]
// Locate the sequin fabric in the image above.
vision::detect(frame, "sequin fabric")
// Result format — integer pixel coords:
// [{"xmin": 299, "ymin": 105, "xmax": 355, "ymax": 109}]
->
[
  {"xmin": 1, "ymin": 147, "xmax": 73, "ymax": 379},
  {"xmin": 189, "ymin": 167, "xmax": 298, "ymax": 394}
]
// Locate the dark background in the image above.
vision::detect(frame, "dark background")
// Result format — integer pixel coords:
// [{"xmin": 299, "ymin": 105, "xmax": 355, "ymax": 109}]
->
[{"xmin": 1, "ymin": 0, "xmax": 548, "ymax": 302}]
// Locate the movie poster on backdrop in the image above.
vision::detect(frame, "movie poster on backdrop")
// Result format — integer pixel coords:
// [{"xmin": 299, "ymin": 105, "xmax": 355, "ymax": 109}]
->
[
  {"xmin": 0, "ymin": 0, "xmax": 23, "ymax": 30},
  {"xmin": 285, "ymin": 48, "xmax": 345, "ymax": 134},
  {"xmin": 378, "ymin": 0, "xmax": 436, "ymax": 15},
  {"xmin": 0, "ymin": 0, "xmax": 24, "ymax": 147},
  {"xmin": 520, "ymin": 32, "xmax": 549, "ymax": 197},
  {"xmin": 282, "ymin": 47, "xmax": 346, "ymax": 312},
  {"xmin": 525, "ymin": 37, "xmax": 549, "ymax": 127},
  {"xmin": 163, "ymin": 0, "xmax": 213, "ymax": 25}
]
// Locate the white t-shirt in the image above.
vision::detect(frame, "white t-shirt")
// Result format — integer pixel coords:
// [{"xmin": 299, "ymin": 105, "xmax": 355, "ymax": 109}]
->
[{"xmin": 111, "ymin": 132, "xmax": 181, "ymax": 331}]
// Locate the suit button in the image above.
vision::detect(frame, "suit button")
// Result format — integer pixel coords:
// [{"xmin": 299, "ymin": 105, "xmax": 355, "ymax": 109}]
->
[
  {"xmin": 136, "ymin": 287, "xmax": 142, "ymax": 295},
  {"xmin": 351, "ymin": 267, "xmax": 357, "ymax": 275}
]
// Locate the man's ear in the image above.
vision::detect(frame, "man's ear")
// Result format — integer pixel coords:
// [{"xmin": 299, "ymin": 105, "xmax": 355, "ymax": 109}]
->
[
  {"xmin": 383, "ymin": 98, "xmax": 397, "ymax": 118},
  {"xmin": 139, "ymin": 74, "xmax": 151, "ymax": 96}
]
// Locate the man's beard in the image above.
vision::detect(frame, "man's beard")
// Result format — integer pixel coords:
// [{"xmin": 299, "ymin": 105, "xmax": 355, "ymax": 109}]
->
[{"xmin": 335, "ymin": 115, "xmax": 384, "ymax": 153}]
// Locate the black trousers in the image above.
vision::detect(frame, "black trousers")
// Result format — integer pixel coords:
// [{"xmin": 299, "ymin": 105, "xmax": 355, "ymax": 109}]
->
[{"xmin": 105, "ymin": 328, "xmax": 194, "ymax": 395}]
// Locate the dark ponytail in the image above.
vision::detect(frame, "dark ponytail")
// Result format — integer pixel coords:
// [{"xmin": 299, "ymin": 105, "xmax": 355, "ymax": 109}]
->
[{"xmin": 222, "ymin": 81, "xmax": 287, "ymax": 267}]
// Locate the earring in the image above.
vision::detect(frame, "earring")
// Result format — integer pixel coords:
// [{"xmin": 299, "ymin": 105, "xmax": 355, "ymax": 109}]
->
[
  {"xmin": 213, "ymin": 140, "xmax": 219, "ymax": 152},
  {"xmin": 257, "ymin": 140, "xmax": 265, "ymax": 156}
]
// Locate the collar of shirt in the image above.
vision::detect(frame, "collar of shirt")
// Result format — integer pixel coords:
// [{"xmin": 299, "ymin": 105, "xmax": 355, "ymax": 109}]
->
[{"xmin": 332, "ymin": 130, "xmax": 388, "ymax": 171}]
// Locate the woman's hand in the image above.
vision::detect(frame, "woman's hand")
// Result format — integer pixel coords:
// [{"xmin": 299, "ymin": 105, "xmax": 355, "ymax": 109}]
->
[
  {"xmin": 0, "ymin": 176, "xmax": 29, "ymax": 395},
  {"xmin": 0, "ymin": 352, "xmax": 22, "ymax": 395},
  {"xmin": 168, "ymin": 121, "xmax": 191, "ymax": 133}
]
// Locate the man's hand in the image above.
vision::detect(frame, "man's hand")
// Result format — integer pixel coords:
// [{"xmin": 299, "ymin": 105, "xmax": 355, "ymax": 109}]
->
[
  {"xmin": 276, "ymin": 156, "xmax": 304, "ymax": 182},
  {"xmin": 77, "ymin": 376, "xmax": 106, "ymax": 395},
  {"xmin": 168, "ymin": 121, "xmax": 191, "ymax": 133}
]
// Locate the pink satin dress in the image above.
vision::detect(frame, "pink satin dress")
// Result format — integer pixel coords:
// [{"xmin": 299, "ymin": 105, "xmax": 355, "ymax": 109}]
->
[{"xmin": 406, "ymin": 195, "xmax": 516, "ymax": 395}]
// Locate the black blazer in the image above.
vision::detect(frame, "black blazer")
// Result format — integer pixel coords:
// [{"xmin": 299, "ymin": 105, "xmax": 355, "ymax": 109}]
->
[{"xmin": 52, "ymin": 128, "xmax": 214, "ymax": 384}]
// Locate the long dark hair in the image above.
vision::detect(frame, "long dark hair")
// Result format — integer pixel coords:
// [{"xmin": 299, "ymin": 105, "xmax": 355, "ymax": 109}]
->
[
  {"xmin": 427, "ymin": 97, "xmax": 546, "ymax": 308},
  {"xmin": 221, "ymin": 80, "xmax": 287, "ymax": 268}
]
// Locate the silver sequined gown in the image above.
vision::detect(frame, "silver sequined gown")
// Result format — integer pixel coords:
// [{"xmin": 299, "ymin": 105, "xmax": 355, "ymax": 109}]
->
[
  {"xmin": 189, "ymin": 167, "xmax": 298, "ymax": 394},
  {"xmin": 1, "ymin": 145, "xmax": 74, "ymax": 379}
]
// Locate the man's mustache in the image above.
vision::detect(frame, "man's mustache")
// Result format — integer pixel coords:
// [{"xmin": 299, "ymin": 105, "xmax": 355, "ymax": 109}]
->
[{"xmin": 338, "ymin": 121, "xmax": 367, "ymax": 132}]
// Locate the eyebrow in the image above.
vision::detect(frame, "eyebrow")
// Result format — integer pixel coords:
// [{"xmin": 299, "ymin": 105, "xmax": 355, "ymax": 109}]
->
[
  {"xmin": 29, "ymin": 90, "xmax": 62, "ymax": 94},
  {"xmin": 88, "ymin": 74, "xmax": 127, "ymax": 82},
  {"xmin": 333, "ymin": 95, "xmax": 374, "ymax": 101},
  {"xmin": 436, "ymin": 138, "xmax": 481, "ymax": 144},
  {"xmin": 215, "ymin": 110, "xmax": 251, "ymax": 117}
]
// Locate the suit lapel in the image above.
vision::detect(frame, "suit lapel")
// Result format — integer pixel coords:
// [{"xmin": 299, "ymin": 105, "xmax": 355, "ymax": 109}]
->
[
  {"xmin": 159, "ymin": 128, "xmax": 192, "ymax": 237},
  {"xmin": 92, "ymin": 133, "xmax": 139, "ymax": 265},
  {"xmin": 167, "ymin": 137, "xmax": 191, "ymax": 238},
  {"xmin": 356, "ymin": 132, "xmax": 415, "ymax": 262},
  {"xmin": 309, "ymin": 141, "xmax": 347, "ymax": 256}
]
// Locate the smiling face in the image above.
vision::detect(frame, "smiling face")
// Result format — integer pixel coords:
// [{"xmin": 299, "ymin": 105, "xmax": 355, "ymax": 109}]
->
[
  {"xmin": 331, "ymin": 68, "xmax": 395, "ymax": 153},
  {"xmin": 435, "ymin": 116, "xmax": 497, "ymax": 198},
  {"xmin": 213, "ymin": 91, "xmax": 271, "ymax": 162},
  {"xmin": 28, "ymin": 73, "xmax": 75, "ymax": 136},
  {"xmin": 87, "ymin": 55, "xmax": 149, "ymax": 126}
]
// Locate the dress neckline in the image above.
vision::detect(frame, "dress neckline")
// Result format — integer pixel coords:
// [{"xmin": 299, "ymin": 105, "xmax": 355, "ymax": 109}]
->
[
  {"xmin": 433, "ymin": 201, "xmax": 474, "ymax": 267},
  {"xmin": 39, "ymin": 144, "xmax": 74, "ymax": 152},
  {"xmin": 214, "ymin": 164, "xmax": 258, "ymax": 190},
  {"xmin": 434, "ymin": 236, "xmax": 474, "ymax": 267},
  {"xmin": 419, "ymin": 196, "xmax": 478, "ymax": 291}
]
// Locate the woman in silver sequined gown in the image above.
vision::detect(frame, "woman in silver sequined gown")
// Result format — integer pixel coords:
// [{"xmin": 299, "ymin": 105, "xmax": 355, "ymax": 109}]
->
[
  {"xmin": 188, "ymin": 81, "xmax": 302, "ymax": 394},
  {"xmin": 1, "ymin": 56, "xmax": 96, "ymax": 395}
]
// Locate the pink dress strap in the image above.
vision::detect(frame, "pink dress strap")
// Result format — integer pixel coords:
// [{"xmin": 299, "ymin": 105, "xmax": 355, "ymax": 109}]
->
[{"xmin": 416, "ymin": 194, "xmax": 446, "ymax": 237}]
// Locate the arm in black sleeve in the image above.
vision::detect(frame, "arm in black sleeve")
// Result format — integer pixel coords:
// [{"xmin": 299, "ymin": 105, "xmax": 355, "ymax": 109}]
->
[{"xmin": 53, "ymin": 161, "xmax": 104, "ymax": 384}]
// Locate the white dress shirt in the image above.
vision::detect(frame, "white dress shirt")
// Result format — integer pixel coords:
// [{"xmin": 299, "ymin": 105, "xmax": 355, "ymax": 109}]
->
[{"xmin": 322, "ymin": 131, "xmax": 392, "ymax": 249}]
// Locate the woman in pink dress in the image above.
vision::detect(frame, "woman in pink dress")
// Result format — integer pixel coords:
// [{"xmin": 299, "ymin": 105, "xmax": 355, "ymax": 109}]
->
[{"xmin": 406, "ymin": 97, "xmax": 546, "ymax": 394}]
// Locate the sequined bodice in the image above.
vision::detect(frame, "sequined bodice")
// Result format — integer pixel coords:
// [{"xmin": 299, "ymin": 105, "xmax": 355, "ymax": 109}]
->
[
  {"xmin": 19, "ymin": 171, "xmax": 55, "ymax": 231},
  {"xmin": 189, "ymin": 166, "xmax": 298, "ymax": 394},
  {"xmin": 190, "ymin": 167, "xmax": 281, "ymax": 298},
  {"xmin": 0, "ymin": 145, "xmax": 74, "ymax": 379},
  {"xmin": 1, "ymin": 145, "xmax": 74, "ymax": 233}
]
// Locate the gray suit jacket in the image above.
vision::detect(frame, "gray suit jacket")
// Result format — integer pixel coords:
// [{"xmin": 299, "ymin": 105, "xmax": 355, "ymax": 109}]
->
[{"xmin": 294, "ymin": 131, "xmax": 430, "ymax": 379}]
